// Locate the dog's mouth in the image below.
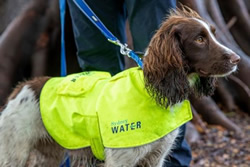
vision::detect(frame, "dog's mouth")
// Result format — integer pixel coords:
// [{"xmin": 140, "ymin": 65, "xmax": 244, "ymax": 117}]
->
[
  {"xmin": 198, "ymin": 69, "xmax": 210, "ymax": 76},
  {"xmin": 211, "ymin": 65, "xmax": 238, "ymax": 77},
  {"xmin": 198, "ymin": 65, "xmax": 238, "ymax": 78}
]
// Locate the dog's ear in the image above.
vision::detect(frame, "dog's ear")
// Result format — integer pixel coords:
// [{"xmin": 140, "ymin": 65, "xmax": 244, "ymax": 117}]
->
[
  {"xmin": 143, "ymin": 24, "xmax": 190, "ymax": 108},
  {"xmin": 193, "ymin": 77, "xmax": 217, "ymax": 97}
]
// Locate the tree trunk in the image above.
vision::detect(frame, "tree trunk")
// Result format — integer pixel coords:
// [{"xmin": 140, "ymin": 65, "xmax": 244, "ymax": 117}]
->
[
  {"xmin": 0, "ymin": 0, "xmax": 50, "ymax": 105},
  {"xmin": 190, "ymin": 96, "xmax": 242, "ymax": 133}
]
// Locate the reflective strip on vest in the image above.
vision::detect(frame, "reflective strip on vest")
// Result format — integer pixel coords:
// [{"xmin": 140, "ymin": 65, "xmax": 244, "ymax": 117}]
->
[{"xmin": 40, "ymin": 67, "xmax": 192, "ymax": 160}]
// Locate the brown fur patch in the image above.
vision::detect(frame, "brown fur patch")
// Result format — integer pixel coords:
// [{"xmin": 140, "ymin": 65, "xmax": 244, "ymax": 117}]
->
[{"xmin": 7, "ymin": 77, "xmax": 50, "ymax": 101}]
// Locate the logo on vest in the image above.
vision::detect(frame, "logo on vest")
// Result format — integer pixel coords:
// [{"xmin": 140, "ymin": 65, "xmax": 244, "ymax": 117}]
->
[
  {"xmin": 71, "ymin": 72, "xmax": 92, "ymax": 82},
  {"xmin": 111, "ymin": 119, "xmax": 141, "ymax": 134}
]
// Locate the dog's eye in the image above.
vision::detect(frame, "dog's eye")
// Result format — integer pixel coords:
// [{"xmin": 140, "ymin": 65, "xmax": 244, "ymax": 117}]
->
[{"xmin": 195, "ymin": 36, "xmax": 205, "ymax": 44}]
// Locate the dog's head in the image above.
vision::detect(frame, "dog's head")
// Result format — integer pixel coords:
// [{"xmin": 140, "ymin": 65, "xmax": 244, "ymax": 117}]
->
[{"xmin": 143, "ymin": 6, "xmax": 240, "ymax": 108}]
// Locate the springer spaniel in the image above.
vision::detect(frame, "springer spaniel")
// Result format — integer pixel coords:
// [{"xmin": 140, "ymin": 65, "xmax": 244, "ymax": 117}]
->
[{"xmin": 0, "ymin": 7, "xmax": 240, "ymax": 167}]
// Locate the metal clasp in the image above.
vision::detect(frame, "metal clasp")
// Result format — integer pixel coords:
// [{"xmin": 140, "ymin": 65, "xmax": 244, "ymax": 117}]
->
[{"xmin": 108, "ymin": 39, "xmax": 131, "ymax": 57}]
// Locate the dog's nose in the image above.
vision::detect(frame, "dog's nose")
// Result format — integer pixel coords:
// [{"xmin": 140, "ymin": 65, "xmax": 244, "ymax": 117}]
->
[{"xmin": 230, "ymin": 53, "xmax": 240, "ymax": 64}]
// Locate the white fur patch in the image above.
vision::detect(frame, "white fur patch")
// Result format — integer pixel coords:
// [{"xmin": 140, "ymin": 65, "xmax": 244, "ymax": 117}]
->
[
  {"xmin": 211, "ymin": 66, "xmax": 237, "ymax": 77},
  {"xmin": 0, "ymin": 85, "xmax": 47, "ymax": 166}
]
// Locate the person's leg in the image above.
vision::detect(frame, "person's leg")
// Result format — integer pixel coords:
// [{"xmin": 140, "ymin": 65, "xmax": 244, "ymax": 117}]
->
[
  {"xmin": 67, "ymin": 0, "xmax": 126, "ymax": 75},
  {"xmin": 125, "ymin": 0, "xmax": 176, "ymax": 52},
  {"xmin": 125, "ymin": 1, "xmax": 192, "ymax": 166}
]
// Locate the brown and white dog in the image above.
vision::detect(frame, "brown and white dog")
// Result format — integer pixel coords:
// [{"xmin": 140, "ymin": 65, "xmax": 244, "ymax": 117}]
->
[{"xmin": 0, "ymin": 7, "xmax": 240, "ymax": 167}]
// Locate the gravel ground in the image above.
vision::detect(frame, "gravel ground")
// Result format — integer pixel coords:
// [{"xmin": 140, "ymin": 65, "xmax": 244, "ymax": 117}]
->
[{"xmin": 190, "ymin": 110, "xmax": 250, "ymax": 167}]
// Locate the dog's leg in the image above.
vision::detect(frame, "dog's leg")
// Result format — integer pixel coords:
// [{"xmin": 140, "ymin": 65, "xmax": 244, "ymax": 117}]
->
[
  {"xmin": 68, "ymin": 148, "xmax": 103, "ymax": 167},
  {"xmin": 0, "ymin": 85, "xmax": 48, "ymax": 167},
  {"xmin": 140, "ymin": 128, "xmax": 180, "ymax": 167},
  {"xmin": 29, "ymin": 138, "xmax": 65, "ymax": 167},
  {"xmin": 104, "ymin": 146, "xmax": 150, "ymax": 167},
  {"xmin": 104, "ymin": 128, "xmax": 179, "ymax": 167}
]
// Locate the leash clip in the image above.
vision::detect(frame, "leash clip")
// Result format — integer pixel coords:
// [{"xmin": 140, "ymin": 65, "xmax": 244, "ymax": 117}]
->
[
  {"xmin": 108, "ymin": 39, "xmax": 131, "ymax": 57},
  {"xmin": 119, "ymin": 43, "xmax": 131, "ymax": 57}
]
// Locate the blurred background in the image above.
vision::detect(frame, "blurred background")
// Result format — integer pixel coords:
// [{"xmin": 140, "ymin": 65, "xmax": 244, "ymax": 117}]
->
[{"xmin": 0, "ymin": 0, "xmax": 249, "ymax": 166}]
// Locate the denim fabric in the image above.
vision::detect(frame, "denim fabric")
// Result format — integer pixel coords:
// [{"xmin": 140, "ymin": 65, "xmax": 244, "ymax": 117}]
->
[{"xmin": 67, "ymin": 0, "xmax": 126, "ymax": 75}]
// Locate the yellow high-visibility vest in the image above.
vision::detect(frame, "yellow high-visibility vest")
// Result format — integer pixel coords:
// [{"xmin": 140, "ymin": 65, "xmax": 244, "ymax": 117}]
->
[{"xmin": 40, "ymin": 67, "xmax": 192, "ymax": 160}]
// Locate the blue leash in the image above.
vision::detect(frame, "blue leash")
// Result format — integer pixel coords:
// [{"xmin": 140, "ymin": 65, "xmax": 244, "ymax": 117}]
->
[
  {"xmin": 60, "ymin": 0, "xmax": 67, "ymax": 77},
  {"xmin": 59, "ymin": 0, "xmax": 143, "ymax": 166},
  {"xmin": 72, "ymin": 0, "xmax": 143, "ymax": 68},
  {"xmin": 59, "ymin": 2, "xmax": 70, "ymax": 167}
]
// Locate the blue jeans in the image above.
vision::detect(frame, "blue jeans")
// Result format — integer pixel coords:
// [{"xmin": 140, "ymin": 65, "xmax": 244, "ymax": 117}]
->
[{"xmin": 67, "ymin": 0, "xmax": 191, "ymax": 166}]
